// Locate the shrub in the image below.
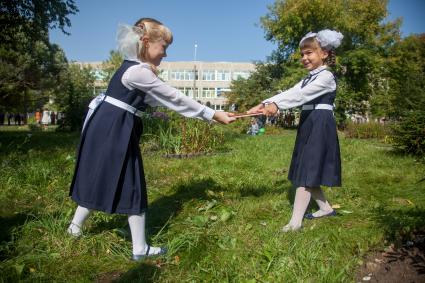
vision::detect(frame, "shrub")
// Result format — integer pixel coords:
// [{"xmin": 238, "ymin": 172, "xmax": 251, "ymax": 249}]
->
[
  {"xmin": 391, "ymin": 110, "xmax": 425, "ymax": 156},
  {"xmin": 141, "ymin": 110, "xmax": 225, "ymax": 155}
]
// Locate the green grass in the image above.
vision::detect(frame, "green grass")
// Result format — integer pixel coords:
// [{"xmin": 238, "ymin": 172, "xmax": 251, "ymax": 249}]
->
[{"xmin": 0, "ymin": 125, "xmax": 424, "ymax": 282}]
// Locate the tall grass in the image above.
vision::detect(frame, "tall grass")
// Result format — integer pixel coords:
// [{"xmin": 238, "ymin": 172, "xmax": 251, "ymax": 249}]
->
[
  {"xmin": 0, "ymin": 126, "xmax": 424, "ymax": 282},
  {"xmin": 344, "ymin": 121, "xmax": 392, "ymax": 141},
  {"xmin": 141, "ymin": 110, "xmax": 225, "ymax": 155}
]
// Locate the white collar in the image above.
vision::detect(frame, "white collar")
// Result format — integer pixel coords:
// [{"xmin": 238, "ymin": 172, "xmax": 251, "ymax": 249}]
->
[{"xmin": 309, "ymin": 65, "xmax": 327, "ymax": 75}]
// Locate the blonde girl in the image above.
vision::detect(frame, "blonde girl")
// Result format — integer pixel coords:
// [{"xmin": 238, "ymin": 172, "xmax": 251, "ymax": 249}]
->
[{"xmin": 67, "ymin": 18, "xmax": 235, "ymax": 260}]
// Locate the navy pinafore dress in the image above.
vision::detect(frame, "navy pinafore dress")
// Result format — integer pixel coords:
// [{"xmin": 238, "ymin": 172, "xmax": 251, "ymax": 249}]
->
[
  {"xmin": 70, "ymin": 60, "xmax": 149, "ymax": 214},
  {"xmin": 288, "ymin": 72, "xmax": 342, "ymax": 188}
]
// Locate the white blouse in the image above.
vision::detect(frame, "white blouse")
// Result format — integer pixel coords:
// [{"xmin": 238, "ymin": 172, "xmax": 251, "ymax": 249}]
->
[
  {"xmin": 263, "ymin": 66, "xmax": 336, "ymax": 109},
  {"xmin": 121, "ymin": 61, "xmax": 215, "ymax": 121}
]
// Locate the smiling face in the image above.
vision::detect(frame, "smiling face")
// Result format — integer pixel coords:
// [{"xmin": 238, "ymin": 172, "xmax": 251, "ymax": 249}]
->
[
  {"xmin": 300, "ymin": 38, "xmax": 329, "ymax": 71},
  {"xmin": 144, "ymin": 38, "xmax": 169, "ymax": 66}
]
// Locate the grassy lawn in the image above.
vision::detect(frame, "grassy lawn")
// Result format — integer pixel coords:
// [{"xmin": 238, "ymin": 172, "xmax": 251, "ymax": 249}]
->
[{"xmin": 0, "ymin": 125, "xmax": 424, "ymax": 282}]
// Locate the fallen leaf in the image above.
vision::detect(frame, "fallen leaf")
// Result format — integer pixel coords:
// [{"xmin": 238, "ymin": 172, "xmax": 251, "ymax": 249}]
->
[
  {"xmin": 331, "ymin": 204, "xmax": 341, "ymax": 209},
  {"xmin": 220, "ymin": 209, "xmax": 232, "ymax": 222}
]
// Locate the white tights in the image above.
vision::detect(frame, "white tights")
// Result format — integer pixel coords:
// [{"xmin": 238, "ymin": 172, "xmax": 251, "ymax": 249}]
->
[
  {"xmin": 284, "ymin": 186, "xmax": 333, "ymax": 231},
  {"xmin": 68, "ymin": 206, "xmax": 161, "ymax": 255}
]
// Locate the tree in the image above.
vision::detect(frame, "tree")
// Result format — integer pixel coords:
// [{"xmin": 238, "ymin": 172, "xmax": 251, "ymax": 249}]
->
[
  {"xmin": 226, "ymin": 63, "xmax": 284, "ymax": 111},
  {"xmin": 229, "ymin": 0, "xmax": 401, "ymax": 124},
  {"xmin": 0, "ymin": 0, "xmax": 78, "ymax": 112},
  {"xmin": 56, "ymin": 64, "xmax": 95, "ymax": 131},
  {"xmin": 101, "ymin": 50, "xmax": 123, "ymax": 84},
  {"xmin": 385, "ymin": 34, "xmax": 425, "ymax": 156},
  {"xmin": 385, "ymin": 34, "xmax": 425, "ymax": 117}
]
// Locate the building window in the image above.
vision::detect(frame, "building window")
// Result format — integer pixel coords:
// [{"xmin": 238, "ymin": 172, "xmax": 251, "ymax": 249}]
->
[
  {"xmin": 232, "ymin": 70, "xmax": 251, "ymax": 80},
  {"xmin": 170, "ymin": 70, "xmax": 184, "ymax": 81},
  {"xmin": 184, "ymin": 70, "xmax": 195, "ymax": 81},
  {"xmin": 202, "ymin": 87, "xmax": 215, "ymax": 98},
  {"xmin": 176, "ymin": 87, "xmax": 197, "ymax": 98},
  {"xmin": 216, "ymin": 88, "xmax": 231, "ymax": 97},
  {"xmin": 216, "ymin": 70, "xmax": 231, "ymax": 81},
  {"xmin": 202, "ymin": 70, "xmax": 215, "ymax": 81},
  {"xmin": 169, "ymin": 70, "xmax": 196, "ymax": 81}
]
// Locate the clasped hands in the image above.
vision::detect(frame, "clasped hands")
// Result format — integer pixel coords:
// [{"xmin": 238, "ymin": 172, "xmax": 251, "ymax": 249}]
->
[
  {"xmin": 247, "ymin": 102, "xmax": 278, "ymax": 116},
  {"xmin": 213, "ymin": 102, "xmax": 278, "ymax": 124}
]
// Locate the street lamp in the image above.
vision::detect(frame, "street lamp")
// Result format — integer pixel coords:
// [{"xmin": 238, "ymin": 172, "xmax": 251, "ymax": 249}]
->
[{"xmin": 192, "ymin": 43, "xmax": 197, "ymax": 99}]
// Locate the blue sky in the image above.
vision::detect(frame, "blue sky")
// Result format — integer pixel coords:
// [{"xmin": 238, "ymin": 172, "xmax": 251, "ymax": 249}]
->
[{"xmin": 49, "ymin": 0, "xmax": 425, "ymax": 63}]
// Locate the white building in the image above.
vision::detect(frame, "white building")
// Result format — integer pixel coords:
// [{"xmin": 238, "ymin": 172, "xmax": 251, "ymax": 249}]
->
[
  {"xmin": 158, "ymin": 61, "xmax": 255, "ymax": 110},
  {"xmin": 77, "ymin": 61, "xmax": 255, "ymax": 111}
]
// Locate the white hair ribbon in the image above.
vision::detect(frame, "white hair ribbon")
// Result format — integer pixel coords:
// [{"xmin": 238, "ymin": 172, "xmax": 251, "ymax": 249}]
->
[
  {"xmin": 116, "ymin": 24, "xmax": 144, "ymax": 60},
  {"xmin": 300, "ymin": 29, "xmax": 343, "ymax": 50}
]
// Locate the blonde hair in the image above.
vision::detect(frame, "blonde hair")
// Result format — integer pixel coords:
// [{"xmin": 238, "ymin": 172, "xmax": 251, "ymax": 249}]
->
[
  {"xmin": 134, "ymin": 18, "xmax": 173, "ymax": 72},
  {"xmin": 300, "ymin": 37, "xmax": 336, "ymax": 67}
]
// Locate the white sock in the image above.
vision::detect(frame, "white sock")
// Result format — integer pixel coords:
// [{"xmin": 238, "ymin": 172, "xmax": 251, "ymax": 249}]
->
[
  {"xmin": 309, "ymin": 187, "xmax": 334, "ymax": 217},
  {"xmin": 286, "ymin": 187, "xmax": 311, "ymax": 229},
  {"xmin": 68, "ymin": 205, "xmax": 92, "ymax": 236},
  {"xmin": 128, "ymin": 213, "xmax": 162, "ymax": 256}
]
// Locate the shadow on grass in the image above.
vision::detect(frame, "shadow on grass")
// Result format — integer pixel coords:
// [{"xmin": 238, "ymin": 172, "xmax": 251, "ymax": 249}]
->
[
  {"xmin": 0, "ymin": 131, "xmax": 79, "ymax": 154},
  {"xmin": 372, "ymin": 206, "xmax": 425, "ymax": 244},
  {"xmin": 81, "ymin": 172, "xmax": 292, "ymax": 243},
  {"xmin": 146, "ymin": 177, "xmax": 223, "ymax": 236},
  {"xmin": 112, "ymin": 262, "xmax": 160, "ymax": 283},
  {"xmin": 239, "ymin": 179, "xmax": 291, "ymax": 198},
  {"xmin": 147, "ymin": 177, "xmax": 292, "ymax": 236},
  {"xmin": 0, "ymin": 213, "xmax": 34, "ymax": 260}
]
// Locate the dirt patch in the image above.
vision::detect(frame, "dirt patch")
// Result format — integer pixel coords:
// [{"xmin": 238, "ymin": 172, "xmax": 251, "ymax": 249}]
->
[{"xmin": 356, "ymin": 231, "xmax": 425, "ymax": 283}]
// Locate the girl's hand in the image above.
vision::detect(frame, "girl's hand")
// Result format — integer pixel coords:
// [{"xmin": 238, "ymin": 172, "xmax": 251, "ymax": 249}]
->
[
  {"xmin": 213, "ymin": 111, "xmax": 236, "ymax": 124},
  {"xmin": 247, "ymin": 104, "xmax": 264, "ymax": 114},
  {"xmin": 263, "ymin": 103, "xmax": 278, "ymax": 116}
]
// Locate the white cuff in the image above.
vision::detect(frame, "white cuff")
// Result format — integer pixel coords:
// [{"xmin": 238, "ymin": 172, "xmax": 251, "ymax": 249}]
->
[{"xmin": 203, "ymin": 107, "xmax": 215, "ymax": 121}]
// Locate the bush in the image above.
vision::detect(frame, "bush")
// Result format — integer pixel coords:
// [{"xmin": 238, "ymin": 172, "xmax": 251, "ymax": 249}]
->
[
  {"xmin": 141, "ymin": 110, "xmax": 225, "ymax": 155},
  {"xmin": 391, "ymin": 110, "xmax": 425, "ymax": 156},
  {"xmin": 344, "ymin": 121, "xmax": 392, "ymax": 141}
]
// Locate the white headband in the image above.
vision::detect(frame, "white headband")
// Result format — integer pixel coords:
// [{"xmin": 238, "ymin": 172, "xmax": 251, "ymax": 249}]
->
[
  {"xmin": 116, "ymin": 24, "xmax": 144, "ymax": 60},
  {"xmin": 299, "ymin": 29, "xmax": 343, "ymax": 50}
]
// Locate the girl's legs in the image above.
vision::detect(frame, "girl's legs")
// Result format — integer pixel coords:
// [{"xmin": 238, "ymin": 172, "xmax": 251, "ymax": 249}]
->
[
  {"xmin": 68, "ymin": 205, "xmax": 92, "ymax": 236},
  {"xmin": 128, "ymin": 213, "xmax": 163, "ymax": 256},
  {"xmin": 308, "ymin": 187, "xmax": 334, "ymax": 217},
  {"xmin": 282, "ymin": 186, "xmax": 311, "ymax": 231}
]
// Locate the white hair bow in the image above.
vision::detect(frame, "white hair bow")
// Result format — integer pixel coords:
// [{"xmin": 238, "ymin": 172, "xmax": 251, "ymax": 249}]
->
[
  {"xmin": 116, "ymin": 24, "xmax": 144, "ymax": 60},
  {"xmin": 300, "ymin": 29, "xmax": 343, "ymax": 50}
]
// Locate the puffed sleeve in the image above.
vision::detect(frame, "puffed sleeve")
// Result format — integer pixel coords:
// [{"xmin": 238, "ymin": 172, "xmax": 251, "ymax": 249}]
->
[
  {"xmin": 263, "ymin": 70, "xmax": 336, "ymax": 110},
  {"xmin": 122, "ymin": 64, "xmax": 215, "ymax": 121}
]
